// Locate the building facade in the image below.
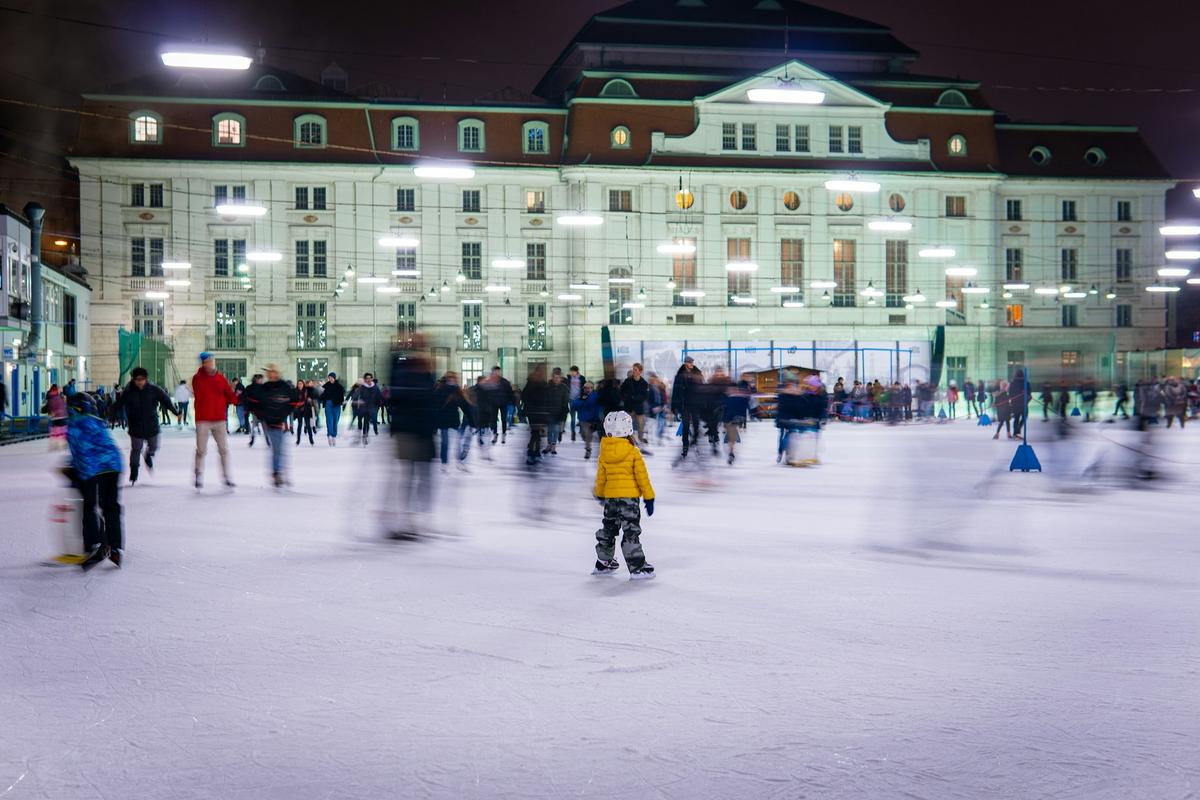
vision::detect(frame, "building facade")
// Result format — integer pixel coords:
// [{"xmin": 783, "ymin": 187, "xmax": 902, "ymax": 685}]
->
[
  {"xmin": 70, "ymin": 1, "xmax": 1174, "ymax": 387},
  {"xmin": 1, "ymin": 204, "xmax": 92, "ymax": 416}
]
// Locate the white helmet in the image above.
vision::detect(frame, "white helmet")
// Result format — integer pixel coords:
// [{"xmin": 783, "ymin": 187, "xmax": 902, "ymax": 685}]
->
[{"xmin": 603, "ymin": 410, "xmax": 634, "ymax": 438}]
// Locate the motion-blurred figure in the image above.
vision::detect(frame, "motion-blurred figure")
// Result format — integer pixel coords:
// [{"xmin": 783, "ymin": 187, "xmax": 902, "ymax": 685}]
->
[{"xmin": 386, "ymin": 337, "xmax": 436, "ymax": 538}]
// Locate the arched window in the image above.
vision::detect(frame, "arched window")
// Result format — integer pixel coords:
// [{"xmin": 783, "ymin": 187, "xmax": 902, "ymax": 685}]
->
[
  {"xmin": 523, "ymin": 120, "xmax": 549, "ymax": 154},
  {"xmin": 936, "ymin": 89, "xmax": 970, "ymax": 108},
  {"xmin": 1084, "ymin": 147, "xmax": 1107, "ymax": 167},
  {"xmin": 294, "ymin": 114, "xmax": 326, "ymax": 148},
  {"xmin": 213, "ymin": 113, "xmax": 245, "ymax": 147},
  {"xmin": 1029, "ymin": 145, "xmax": 1052, "ymax": 166},
  {"xmin": 947, "ymin": 134, "xmax": 967, "ymax": 157},
  {"xmin": 391, "ymin": 116, "xmax": 419, "ymax": 151},
  {"xmin": 457, "ymin": 118, "xmax": 485, "ymax": 153},
  {"xmin": 253, "ymin": 75, "xmax": 285, "ymax": 92},
  {"xmin": 610, "ymin": 126, "xmax": 631, "ymax": 149},
  {"xmin": 729, "ymin": 190, "xmax": 748, "ymax": 210},
  {"xmin": 129, "ymin": 110, "xmax": 162, "ymax": 144},
  {"xmin": 599, "ymin": 79, "xmax": 637, "ymax": 98}
]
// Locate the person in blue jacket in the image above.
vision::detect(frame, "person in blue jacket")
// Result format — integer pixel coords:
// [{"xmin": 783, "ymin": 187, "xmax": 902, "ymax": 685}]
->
[
  {"xmin": 570, "ymin": 381, "xmax": 603, "ymax": 459},
  {"xmin": 66, "ymin": 392, "xmax": 125, "ymax": 570}
]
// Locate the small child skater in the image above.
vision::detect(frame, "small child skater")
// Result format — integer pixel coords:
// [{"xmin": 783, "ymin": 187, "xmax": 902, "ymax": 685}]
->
[
  {"xmin": 66, "ymin": 392, "xmax": 125, "ymax": 570},
  {"xmin": 592, "ymin": 411, "xmax": 656, "ymax": 579}
]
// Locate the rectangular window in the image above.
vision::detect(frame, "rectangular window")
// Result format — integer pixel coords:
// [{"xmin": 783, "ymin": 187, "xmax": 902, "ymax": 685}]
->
[
  {"xmin": 295, "ymin": 186, "xmax": 309, "ymax": 210},
  {"xmin": 885, "ymin": 240, "xmax": 907, "ymax": 307},
  {"xmin": 945, "ymin": 195, "xmax": 967, "ymax": 218},
  {"xmin": 1116, "ymin": 200, "xmax": 1132, "ymax": 222},
  {"xmin": 945, "ymin": 275, "xmax": 965, "ymax": 313},
  {"xmin": 832, "ymin": 239, "xmax": 856, "ymax": 307},
  {"xmin": 721, "ymin": 122, "xmax": 737, "ymax": 151},
  {"xmin": 132, "ymin": 299, "xmax": 164, "ymax": 339},
  {"xmin": 213, "ymin": 239, "xmax": 245, "ymax": 277},
  {"xmin": 726, "ymin": 237, "xmax": 751, "ymax": 303},
  {"xmin": 528, "ymin": 303, "xmax": 548, "ymax": 349},
  {"xmin": 131, "ymin": 183, "xmax": 145, "ymax": 207},
  {"xmin": 775, "ymin": 124, "xmax": 790, "ymax": 152},
  {"xmin": 312, "ymin": 187, "xmax": 326, "ymax": 210},
  {"xmin": 294, "ymin": 240, "xmax": 309, "ymax": 277},
  {"xmin": 946, "ymin": 356, "xmax": 967, "ymax": 389},
  {"xmin": 295, "ymin": 301, "xmax": 328, "ymax": 349},
  {"xmin": 1061, "ymin": 248, "xmax": 1078, "ymax": 281},
  {"xmin": 149, "ymin": 183, "xmax": 164, "ymax": 208},
  {"xmin": 462, "ymin": 303, "xmax": 483, "ymax": 350},
  {"xmin": 149, "ymin": 238, "xmax": 163, "ymax": 277},
  {"xmin": 461, "ymin": 241, "xmax": 482, "ymax": 280},
  {"xmin": 1116, "ymin": 304, "xmax": 1132, "ymax": 327},
  {"xmin": 1062, "ymin": 350, "xmax": 1079, "ymax": 368},
  {"xmin": 1061, "ymin": 305, "xmax": 1078, "ymax": 328},
  {"xmin": 1061, "ymin": 200, "xmax": 1077, "ymax": 222},
  {"xmin": 397, "ymin": 302, "xmax": 417, "ymax": 341},
  {"xmin": 780, "ymin": 238, "xmax": 804, "ymax": 305},
  {"xmin": 63, "ymin": 293, "xmax": 77, "ymax": 346},
  {"xmin": 672, "ymin": 237, "xmax": 697, "ymax": 306},
  {"xmin": 214, "ymin": 300, "xmax": 247, "ymax": 349},
  {"xmin": 396, "ymin": 188, "xmax": 415, "ymax": 212},
  {"xmin": 395, "ymin": 246, "xmax": 416, "ymax": 273},
  {"xmin": 131, "ymin": 237, "xmax": 146, "ymax": 276},
  {"xmin": 847, "ymin": 126, "xmax": 863, "ymax": 154},
  {"xmin": 794, "ymin": 125, "xmax": 810, "ymax": 153},
  {"xmin": 608, "ymin": 189, "xmax": 633, "ymax": 212},
  {"xmin": 525, "ymin": 190, "xmax": 545, "ymax": 214},
  {"xmin": 462, "ymin": 189, "xmax": 481, "ymax": 213},
  {"xmin": 1115, "ymin": 248, "xmax": 1132, "ymax": 282},
  {"xmin": 829, "ymin": 125, "xmax": 843, "ymax": 153},
  {"xmin": 396, "ymin": 124, "xmax": 415, "ymax": 150},
  {"xmin": 526, "ymin": 242, "xmax": 546, "ymax": 281},
  {"xmin": 312, "ymin": 240, "xmax": 327, "ymax": 277},
  {"xmin": 213, "ymin": 185, "xmax": 227, "ymax": 206},
  {"xmin": 1005, "ymin": 248, "xmax": 1023, "ymax": 281},
  {"xmin": 1006, "ymin": 304, "xmax": 1023, "ymax": 327},
  {"xmin": 461, "ymin": 357, "xmax": 484, "ymax": 384},
  {"xmin": 741, "ymin": 122, "xmax": 756, "ymax": 151},
  {"xmin": 461, "ymin": 126, "xmax": 481, "ymax": 152},
  {"xmin": 609, "ymin": 268, "xmax": 633, "ymax": 325},
  {"xmin": 1005, "ymin": 199, "xmax": 1022, "ymax": 221},
  {"xmin": 232, "ymin": 185, "xmax": 246, "ymax": 203}
]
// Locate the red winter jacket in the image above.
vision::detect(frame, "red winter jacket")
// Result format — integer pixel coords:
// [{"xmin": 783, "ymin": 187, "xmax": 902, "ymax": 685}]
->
[{"xmin": 192, "ymin": 368, "xmax": 237, "ymax": 422}]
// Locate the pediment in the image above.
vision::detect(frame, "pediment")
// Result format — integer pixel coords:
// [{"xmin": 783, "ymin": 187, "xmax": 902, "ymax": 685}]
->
[{"xmin": 699, "ymin": 61, "xmax": 888, "ymax": 109}]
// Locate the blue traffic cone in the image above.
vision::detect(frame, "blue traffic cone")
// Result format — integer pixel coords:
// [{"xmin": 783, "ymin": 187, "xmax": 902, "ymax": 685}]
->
[
  {"xmin": 977, "ymin": 413, "xmax": 991, "ymax": 426},
  {"xmin": 1010, "ymin": 443, "xmax": 1042, "ymax": 472},
  {"xmin": 1070, "ymin": 407, "xmax": 1081, "ymax": 417},
  {"xmin": 937, "ymin": 408, "xmax": 947, "ymax": 419}
]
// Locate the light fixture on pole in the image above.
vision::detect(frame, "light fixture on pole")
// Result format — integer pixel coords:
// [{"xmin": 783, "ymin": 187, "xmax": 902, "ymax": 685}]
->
[
  {"xmin": 1157, "ymin": 266, "xmax": 1190, "ymax": 278},
  {"xmin": 824, "ymin": 178, "xmax": 881, "ymax": 193},
  {"xmin": 1104, "ymin": 287, "xmax": 1117, "ymax": 299},
  {"xmin": 414, "ymin": 164, "xmax": 475, "ymax": 179},
  {"xmin": 867, "ymin": 219, "xmax": 912, "ymax": 232},
  {"xmin": 1160, "ymin": 224, "xmax": 1200, "ymax": 236},
  {"xmin": 555, "ymin": 213, "xmax": 603, "ymax": 227},
  {"xmin": 161, "ymin": 47, "xmax": 252, "ymax": 70},
  {"xmin": 215, "ymin": 203, "xmax": 267, "ymax": 217},
  {"xmin": 378, "ymin": 235, "xmax": 420, "ymax": 248},
  {"xmin": 246, "ymin": 250, "xmax": 282, "ymax": 262},
  {"xmin": 656, "ymin": 241, "xmax": 697, "ymax": 255},
  {"xmin": 918, "ymin": 247, "xmax": 955, "ymax": 259}
]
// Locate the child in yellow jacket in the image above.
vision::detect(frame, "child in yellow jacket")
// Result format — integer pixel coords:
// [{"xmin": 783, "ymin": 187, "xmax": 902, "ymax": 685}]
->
[{"xmin": 593, "ymin": 411, "xmax": 656, "ymax": 579}]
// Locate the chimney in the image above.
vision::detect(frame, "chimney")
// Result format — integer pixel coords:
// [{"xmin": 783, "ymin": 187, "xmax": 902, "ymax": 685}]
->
[{"xmin": 19, "ymin": 202, "xmax": 45, "ymax": 362}]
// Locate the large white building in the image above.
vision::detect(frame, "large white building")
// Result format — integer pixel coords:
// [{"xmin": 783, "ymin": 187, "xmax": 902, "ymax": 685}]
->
[{"xmin": 71, "ymin": 0, "xmax": 1174, "ymax": 388}]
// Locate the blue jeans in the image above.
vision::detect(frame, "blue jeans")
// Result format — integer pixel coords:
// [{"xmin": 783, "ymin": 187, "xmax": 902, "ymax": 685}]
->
[
  {"xmin": 236, "ymin": 405, "xmax": 248, "ymax": 431},
  {"xmin": 548, "ymin": 420, "xmax": 562, "ymax": 446},
  {"xmin": 265, "ymin": 427, "xmax": 288, "ymax": 474},
  {"xmin": 325, "ymin": 402, "xmax": 341, "ymax": 437}
]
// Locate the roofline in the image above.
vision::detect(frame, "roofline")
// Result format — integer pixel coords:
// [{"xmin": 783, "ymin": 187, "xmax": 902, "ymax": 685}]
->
[
  {"xmin": 590, "ymin": 14, "xmax": 895, "ymax": 37},
  {"xmin": 852, "ymin": 78, "xmax": 982, "ymax": 90},
  {"xmin": 995, "ymin": 123, "xmax": 1139, "ymax": 133},
  {"xmin": 571, "ymin": 41, "xmax": 918, "ymax": 61},
  {"xmin": 0, "ymin": 203, "xmax": 29, "ymax": 227},
  {"xmin": 567, "ymin": 97, "xmax": 695, "ymax": 107},
  {"xmin": 83, "ymin": 94, "xmax": 568, "ymax": 115},
  {"xmin": 580, "ymin": 69, "xmax": 741, "ymax": 82},
  {"xmin": 889, "ymin": 106, "xmax": 995, "ymax": 117}
]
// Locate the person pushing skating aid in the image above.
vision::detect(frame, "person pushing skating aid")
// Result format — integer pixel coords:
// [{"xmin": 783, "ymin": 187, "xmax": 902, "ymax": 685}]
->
[{"xmin": 592, "ymin": 410, "xmax": 656, "ymax": 580}]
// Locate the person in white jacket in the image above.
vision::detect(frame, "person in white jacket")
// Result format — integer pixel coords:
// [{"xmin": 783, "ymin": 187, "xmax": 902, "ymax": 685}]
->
[{"xmin": 173, "ymin": 380, "xmax": 194, "ymax": 428}]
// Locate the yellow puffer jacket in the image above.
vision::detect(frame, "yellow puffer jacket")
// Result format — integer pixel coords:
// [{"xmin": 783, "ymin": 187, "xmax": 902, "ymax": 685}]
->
[{"xmin": 594, "ymin": 436, "xmax": 655, "ymax": 500}]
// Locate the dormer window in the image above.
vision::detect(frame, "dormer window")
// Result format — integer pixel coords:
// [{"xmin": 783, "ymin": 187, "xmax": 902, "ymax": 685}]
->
[
  {"xmin": 294, "ymin": 114, "xmax": 326, "ymax": 148},
  {"xmin": 213, "ymin": 113, "xmax": 245, "ymax": 147},
  {"xmin": 947, "ymin": 134, "xmax": 967, "ymax": 157},
  {"xmin": 599, "ymin": 79, "xmax": 637, "ymax": 98},
  {"xmin": 392, "ymin": 117, "xmax": 419, "ymax": 151},
  {"xmin": 458, "ymin": 118, "xmax": 485, "ymax": 153},
  {"xmin": 610, "ymin": 126, "xmax": 630, "ymax": 149},
  {"xmin": 523, "ymin": 121, "xmax": 549, "ymax": 154},
  {"xmin": 130, "ymin": 111, "xmax": 162, "ymax": 144},
  {"xmin": 847, "ymin": 126, "xmax": 863, "ymax": 154},
  {"xmin": 936, "ymin": 89, "xmax": 971, "ymax": 108}
]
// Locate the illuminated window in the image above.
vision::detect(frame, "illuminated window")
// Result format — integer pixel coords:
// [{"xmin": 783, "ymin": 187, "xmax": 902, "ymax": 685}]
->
[
  {"xmin": 947, "ymin": 134, "xmax": 966, "ymax": 156},
  {"xmin": 525, "ymin": 190, "xmax": 545, "ymax": 214},
  {"xmin": 885, "ymin": 240, "xmax": 907, "ymax": 307},
  {"xmin": 832, "ymin": 239, "xmax": 856, "ymax": 307},
  {"xmin": 730, "ymin": 190, "xmax": 748, "ymax": 210},
  {"xmin": 835, "ymin": 193, "xmax": 854, "ymax": 212},
  {"xmin": 294, "ymin": 114, "xmax": 326, "ymax": 148},
  {"xmin": 610, "ymin": 126, "xmax": 630, "ymax": 148},
  {"xmin": 213, "ymin": 113, "xmax": 244, "ymax": 146},
  {"xmin": 523, "ymin": 121, "xmax": 549, "ymax": 154},
  {"xmin": 888, "ymin": 193, "xmax": 905, "ymax": 213},
  {"xmin": 130, "ymin": 111, "xmax": 162, "ymax": 144},
  {"xmin": 782, "ymin": 191, "xmax": 801, "ymax": 211},
  {"xmin": 945, "ymin": 195, "xmax": 967, "ymax": 217},
  {"xmin": 1006, "ymin": 304, "xmax": 1023, "ymax": 327}
]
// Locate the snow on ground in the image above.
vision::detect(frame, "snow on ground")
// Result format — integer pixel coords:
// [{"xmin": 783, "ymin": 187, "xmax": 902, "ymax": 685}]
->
[{"xmin": 1, "ymin": 416, "xmax": 1198, "ymax": 799}]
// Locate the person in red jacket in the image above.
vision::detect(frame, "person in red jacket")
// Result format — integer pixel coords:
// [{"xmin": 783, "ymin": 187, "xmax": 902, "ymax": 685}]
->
[{"xmin": 192, "ymin": 351, "xmax": 237, "ymax": 490}]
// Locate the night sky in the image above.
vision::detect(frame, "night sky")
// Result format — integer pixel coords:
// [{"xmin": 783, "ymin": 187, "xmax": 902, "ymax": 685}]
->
[{"xmin": 2, "ymin": 0, "xmax": 1198, "ymax": 234}]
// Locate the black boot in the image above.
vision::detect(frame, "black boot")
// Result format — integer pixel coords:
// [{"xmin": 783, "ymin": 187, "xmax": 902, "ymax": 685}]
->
[{"xmin": 80, "ymin": 545, "xmax": 110, "ymax": 572}]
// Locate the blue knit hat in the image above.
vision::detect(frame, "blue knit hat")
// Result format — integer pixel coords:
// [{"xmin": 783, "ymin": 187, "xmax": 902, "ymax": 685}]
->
[{"xmin": 199, "ymin": 351, "xmax": 214, "ymax": 362}]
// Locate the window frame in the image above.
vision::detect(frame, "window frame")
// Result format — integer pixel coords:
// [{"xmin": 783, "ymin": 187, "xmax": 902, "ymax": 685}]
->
[
  {"xmin": 525, "ymin": 189, "xmax": 545, "ymax": 214},
  {"xmin": 391, "ymin": 116, "xmax": 420, "ymax": 151},
  {"xmin": 522, "ymin": 120, "xmax": 550, "ymax": 154},
  {"xmin": 526, "ymin": 242, "xmax": 546, "ymax": 281},
  {"xmin": 828, "ymin": 125, "xmax": 844, "ymax": 154},
  {"xmin": 947, "ymin": 134, "xmax": 967, "ymax": 157},
  {"xmin": 1116, "ymin": 200, "xmax": 1133, "ymax": 222},
  {"xmin": 945, "ymin": 195, "xmax": 967, "ymax": 218},
  {"xmin": 608, "ymin": 188, "xmax": 633, "ymax": 213},
  {"xmin": 212, "ymin": 112, "xmax": 246, "ymax": 147},
  {"xmin": 461, "ymin": 241, "xmax": 483, "ymax": 280},
  {"xmin": 1061, "ymin": 200, "xmax": 1077, "ymax": 222},
  {"xmin": 457, "ymin": 118, "xmax": 485, "ymax": 153},
  {"xmin": 610, "ymin": 125, "xmax": 631, "ymax": 149},
  {"xmin": 396, "ymin": 187, "xmax": 416, "ymax": 212},
  {"xmin": 847, "ymin": 125, "xmax": 863, "ymax": 154},
  {"xmin": 293, "ymin": 114, "xmax": 327, "ymax": 149},
  {"xmin": 462, "ymin": 189, "xmax": 482, "ymax": 213},
  {"xmin": 129, "ymin": 110, "xmax": 162, "ymax": 145},
  {"xmin": 1005, "ymin": 199, "xmax": 1023, "ymax": 221},
  {"xmin": 1116, "ymin": 304, "xmax": 1132, "ymax": 328},
  {"xmin": 1115, "ymin": 248, "xmax": 1133, "ymax": 282},
  {"xmin": 832, "ymin": 239, "xmax": 857, "ymax": 307},
  {"xmin": 740, "ymin": 122, "xmax": 757, "ymax": 151}
]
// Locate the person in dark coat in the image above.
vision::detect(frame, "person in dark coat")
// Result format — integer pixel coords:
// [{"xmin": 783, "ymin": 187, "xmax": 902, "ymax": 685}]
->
[
  {"xmin": 477, "ymin": 366, "xmax": 515, "ymax": 445},
  {"xmin": 433, "ymin": 372, "xmax": 473, "ymax": 469},
  {"xmin": 545, "ymin": 369, "xmax": 570, "ymax": 454},
  {"xmin": 993, "ymin": 380, "xmax": 1013, "ymax": 439},
  {"xmin": 520, "ymin": 364, "xmax": 554, "ymax": 464},
  {"xmin": 620, "ymin": 363, "xmax": 651, "ymax": 444},
  {"xmin": 242, "ymin": 364, "xmax": 302, "ymax": 486},
  {"xmin": 671, "ymin": 357, "xmax": 703, "ymax": 457},
  {"xmin": 352, "ymin": 372, "xmax": 384, "ymax": 444},
  {"xmin": 387, "ymin": 339, "xmax": 437, "ymax": 537},
  {"xmin": 571, "ymin": 381, "xmax": 602, "ymax": 459},
  {"xmin": 322, "ymin": 372, "xmax": 346, "ymax": 445},
  {"xmin": 566, "ymin": 365, "xmax": 587, "ymax": 441},
  {"xmin": 111, "ymin": 367, "xmax": 178, "ymax": 485},
  {"xmin": 67, "ymin": 392, "xmax": 126, "ymax": 569},
  {"xmin": 696, "ymin": 366, "xmax": 730, "ymax": 452}
]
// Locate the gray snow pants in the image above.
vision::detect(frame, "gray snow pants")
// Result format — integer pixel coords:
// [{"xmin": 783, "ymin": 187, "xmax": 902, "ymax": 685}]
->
[{"xmin": 596, "ymin": 498, "xmax": 647, "ymax": 569}]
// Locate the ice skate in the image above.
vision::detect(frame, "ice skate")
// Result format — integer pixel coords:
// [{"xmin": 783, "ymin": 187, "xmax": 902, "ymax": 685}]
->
[
  {"xmin": 109, "ymin": 549, "xmax": 123, "ymax": 568},
  {"xmin": 592, "ymin": 559, "xmax": 621, "ymax": 575},
  {"xmin": 80, "ymin": 545, "xmax": 110, "ymax": 572},
  {"xmin": 629, "ymin": 564, "xmax": 656, "ymax": 580}
]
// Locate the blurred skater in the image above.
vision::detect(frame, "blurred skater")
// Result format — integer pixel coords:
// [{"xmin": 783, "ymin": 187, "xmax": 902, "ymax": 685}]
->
[
  {"xmin": 386, "ymin": 338, "xmax": 436, "ymax": 538},
  {"xmin": 67, "ymin": 392, "xmax": 125, "ymax": 570}
]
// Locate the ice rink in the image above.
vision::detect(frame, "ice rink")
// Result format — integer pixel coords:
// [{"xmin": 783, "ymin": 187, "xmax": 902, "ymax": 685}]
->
[{"xmin": 2, "ymin": 416, "xmax": 1197, "ymax": 799}]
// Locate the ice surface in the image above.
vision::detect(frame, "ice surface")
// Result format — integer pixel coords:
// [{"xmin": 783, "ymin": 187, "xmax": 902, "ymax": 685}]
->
[{"xmin": 1, "ymin": 419, "xmax": 1198, "ymax": 799}]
